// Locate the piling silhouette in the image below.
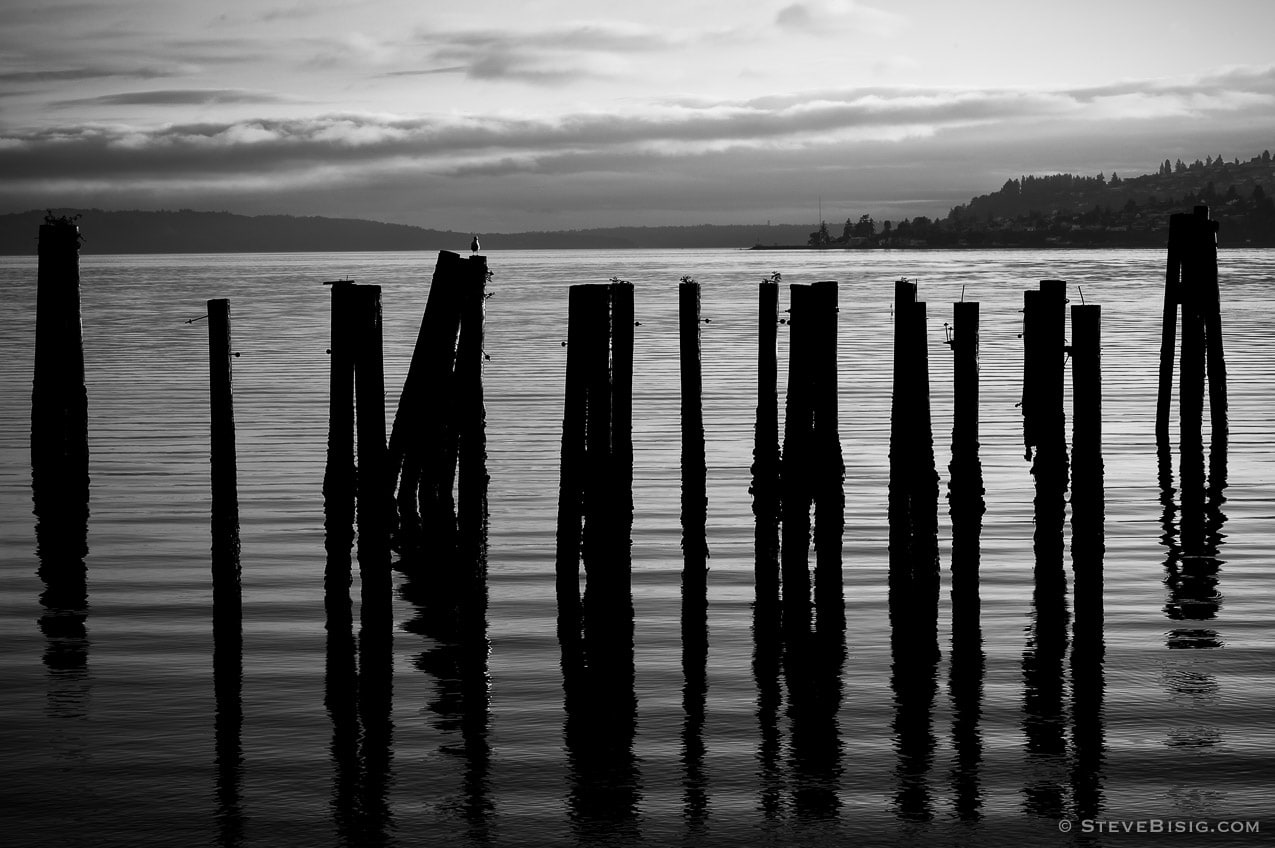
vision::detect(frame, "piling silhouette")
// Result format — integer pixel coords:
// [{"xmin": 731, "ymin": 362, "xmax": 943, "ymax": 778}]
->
[
  {"xmin": 888, "ymin": 279, "xmax": 939, "ymax": 662},
  {"xmin": 945, "ymin": 299, "xmax": 986, "ymax": 823},
  {"xmin": 779, "ymin": 281, "xmax": 845, "ymax": 641},
  {"xmin": 751, "ymin": 278, "xmax": 782, "ymax": 610},
  {"xmin": 206, "ymin": 297, "xmax": 244, "ymax": 845}
]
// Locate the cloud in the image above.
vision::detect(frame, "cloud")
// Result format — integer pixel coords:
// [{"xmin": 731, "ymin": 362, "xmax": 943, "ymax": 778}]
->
[
  {"xmin": 396, "ymin": 20, "xmax": 689, "ymax": 84},
  {"xmin": 775, "ymin": 1, "xmax": 907, "ymax": 37},
  {"xmin": 52, "ymin": 89, "xmax": 293, "ymax": 108},
  {"xmin": 4, "ymin": 67, "xmax": 1274, "ymax": 227},
  {"xmin": 0, "ymin": 66, "xmax": 174, "ymax": 84}
]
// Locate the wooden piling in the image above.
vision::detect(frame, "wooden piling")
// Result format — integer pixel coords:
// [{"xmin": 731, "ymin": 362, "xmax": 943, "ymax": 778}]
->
[
  {"xmin": 611, "ymin": 280, "xmax": 635, "ymax": 564},
  {"xmin": 1070, "ymin": 304, "xmax": 1103, "ymax": 622},
  {"xmin": 889, "ymin": 280, "xmax": 939, "ymax": 658},
  {"xmin": 909, "ymin": 299, "xmax": 940, "ymax": 619},
  {"xmin": 888, "ymin": 280, "xmax": 917, "ymax": 574},
  {"xmin": 951, "ymin": 302, "xmax": 980, "ymax": 460},
  {"xmin": 752, "ymin": 280, "xmax": 781, "ymax": 604},
  {"xmin": 809, "ymin": 280, "xmax": 844, "ymax": 634},
  {"xmin": 579, "ymin": 285, "xmax": 614, "ymax": 610},
  {"xmin": 324, "ymin": 281, "xmax": 357, "ymax": 551},
  {"xmin": 948, "ymin": 301, "xmax": 983, "ymax": 625},
  {"xmin": 207, "ymin": 299, "xmax": 240, "ymax": 556},
  {"xmin": 555, "ymin": 285, "xmax": 592, "ymax": 622},
  {"xmin": 780, "ymin": 284, "xmax": 814, "ymax": 629},
  {"xmin": 352, "ymin": 285, "xmax": 391, "ymax": 575},
  {"xmin": 680, "ymin": 280, "xmax": 708, "ymax": 576},
  {"xmin": 1178, "ymin": 235, "xmax": 1206, "ymax": 471},
  {"xmin": 31, "ymin": 217, "xmax": 89, "ymax": 537},
  {"xmin": 1191, "ymin": 207, "xmax": 1228, "ymax": 444},
  {"xmin": 455, "ymin": 255, "xmax": 489, "ymax": 562},
  {"xmin": 1025, "ymin": 280, "xmax": 1069, "ymax": 589},
  {"xmin": 1156, "ymin": 214, "xmax": 1185, "ymax": 444},
  {"xmin": 388, "ymin": 252, "xmax": 465, "ymax": 543}
]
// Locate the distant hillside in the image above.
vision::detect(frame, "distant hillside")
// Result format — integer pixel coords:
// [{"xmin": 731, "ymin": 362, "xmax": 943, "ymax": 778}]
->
[
  {"xmin": 0, "ymin": 209, "xmax": 813, "ymax": 255},
  {"xmin": 804, "ymin": 148, "xmax": 1275, "ymax": 248},
  {"xmin": 5, "ymin": 149, "xmax": 1274, "ymax": 254},
  {"xmin": 0, "ymin": 209, "xmax": 473, "ymax": 255}
]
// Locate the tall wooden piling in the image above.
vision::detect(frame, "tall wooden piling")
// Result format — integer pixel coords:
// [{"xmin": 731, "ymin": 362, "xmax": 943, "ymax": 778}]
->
[
  {"xmin": 207, "ymin": 299, "xmax": 240, "ymax": 557},
  {"xmin": 611, "ymin": 280, "xmax": 635, "ymax": 542},
  {"xmin": 1157, "ymin": 207, "xmax": 1227, "ymax": 447},
  {"xmin": 579, "ymin": 285, "xmax": 614, "ymax": 611},
  {"xmin": 780, "ymin": 284, "xmax": 815, "ymax": 630},
  {"xmin": 1070, "ymin": 304, "xmax": 1103, "ymax": 622},
  {"xmin": 778, "ymin": 280, "xmax": 844, "ymax": 637},
  {"xmin": 555, "ymin": 286, "xmax": 592, "ymax": 621},
  {"xmin": 388, "ymin": 252, "xmax": 465, "ymax": 545},
  {"xmin": 889, "ymin": 279, "xmax": 939, "ymax": 660},
  {"xmin": 752, "ymin": 280, "xmax": 781, "ymax": 604},
  {"xmin": 948, "ymin": 301, "xmax": 983, "ymax": 627},
  {"xmin": 455, "ymin": 255, "xmax": 489, "ymax": 561},
  {"xmin": 352, "ymin": 285, "xmax": 391, "ymax": 578},
  {"xmin": 556, "ymin": 282, "xmax": 633, "ymax": 636},
  {"xmin": 31, "ymin": 217, "xmax": 90, "ymax": 540},
  {"xmin": 951, "ymin": 302, "xmax": 979, "ymax": 460},
  {"xmin": 324, "ymin": 281, "xmax": 357, "ymax": 551},
  {"xmin": 809, "ymin": 280, "xmax": 844, "ymax": 634},
  {"xmin": 888, "ymin": 280, "xmax": 917, "ymax": 573},
  {"xmin": 680, "ymin": 280, "xmax": 709, "ymax": 577},
  {"xmin": 1156, "ymin": 215, "xmax": 1184, "ymax": 445},
  {"xmin": 1023, "ymin": 280, "xmax": 1069, "ymax": 589}
]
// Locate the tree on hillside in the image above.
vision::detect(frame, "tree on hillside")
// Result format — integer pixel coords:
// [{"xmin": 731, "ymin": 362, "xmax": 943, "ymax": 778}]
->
[{"xmin": 808, "ymin": 221, "xmax": 831, "ymax": 247}]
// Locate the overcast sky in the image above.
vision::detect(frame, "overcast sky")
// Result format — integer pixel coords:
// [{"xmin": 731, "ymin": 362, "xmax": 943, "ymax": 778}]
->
[{"xmin": 3, "ymin": 0, "xmax": 1273, "ymax": 230}]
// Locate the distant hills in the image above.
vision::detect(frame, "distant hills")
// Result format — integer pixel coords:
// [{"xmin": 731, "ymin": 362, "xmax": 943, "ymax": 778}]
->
[
  {"xmin": 2, "ymin": 149, "xmax": 1272, "ymax": 254},
  {"xmin": 0, "ymin": 209, "xmax": 811, "ymax": 255}
]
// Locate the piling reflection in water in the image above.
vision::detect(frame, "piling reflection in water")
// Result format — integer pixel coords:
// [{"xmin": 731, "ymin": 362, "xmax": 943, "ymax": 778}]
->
[
  {"xmin": 560, "ymin": 604, "xmax": 640, "ymax": 842},
  {"xmin": 34, "ymin": 495, "xmax": 91, "ymax": 717},
  {"xmin": 212, "ymin": 515, "xmax": 243, "ymax": 847},
  {"xmin": 322, "ymin": 534, "xmax": 396, "ymax": 846},
  {"xmin": 400, "ymin": 530, "xmax": 493, "ymax": 839},
  {"xmin": 1161, "ymin": 436, "xmax": 1228, "ymax": 650}
]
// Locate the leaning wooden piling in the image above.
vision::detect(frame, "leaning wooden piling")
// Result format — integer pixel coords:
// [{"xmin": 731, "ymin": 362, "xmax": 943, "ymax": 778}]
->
[{"xmin": 388, "ymin": 252, "xmax": 465, "ymax": 544}]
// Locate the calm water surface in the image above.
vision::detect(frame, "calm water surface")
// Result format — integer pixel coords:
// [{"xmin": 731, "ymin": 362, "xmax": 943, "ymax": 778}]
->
[{"xmin": 1, "ymin": 247, "xmax": 1273, "ymax": 847}]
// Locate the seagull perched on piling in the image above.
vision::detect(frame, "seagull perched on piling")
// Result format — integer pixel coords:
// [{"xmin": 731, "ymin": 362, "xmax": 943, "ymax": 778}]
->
[{"xmin": 470, "ymin": 235, "xmax": 480, "ymax": 253}]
